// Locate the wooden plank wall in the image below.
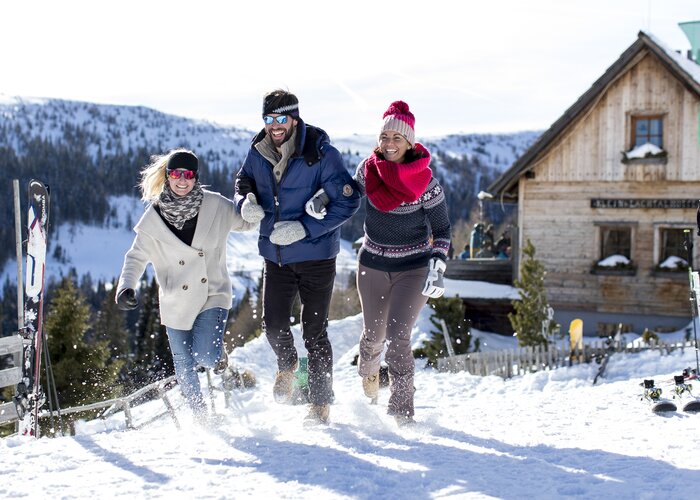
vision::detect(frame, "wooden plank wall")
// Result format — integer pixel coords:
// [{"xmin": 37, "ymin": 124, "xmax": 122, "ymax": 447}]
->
[{"xmin": 516, "ymin": 51, "xmax": 700, "ymax": 317}]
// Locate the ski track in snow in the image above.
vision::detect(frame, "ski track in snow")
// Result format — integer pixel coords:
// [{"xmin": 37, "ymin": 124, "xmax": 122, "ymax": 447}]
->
[{"xmin": 2, "ymin": 312, "xmax": 700, "ymax": 499}]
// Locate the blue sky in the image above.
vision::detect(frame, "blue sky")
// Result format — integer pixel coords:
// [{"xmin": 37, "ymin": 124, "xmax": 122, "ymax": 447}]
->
[{"xmin": 1, "ymin": 0, "xmax": 699, "ymax": 137}]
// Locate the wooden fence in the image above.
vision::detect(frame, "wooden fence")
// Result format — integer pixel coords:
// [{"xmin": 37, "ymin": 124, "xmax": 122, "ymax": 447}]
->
[{"xmin": 437, "ymin": 338, "xmax": 696, "ymax": 378}]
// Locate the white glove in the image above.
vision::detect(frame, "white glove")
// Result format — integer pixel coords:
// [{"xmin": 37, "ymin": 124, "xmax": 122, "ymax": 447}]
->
[
  {"xmin": 305, "ymin": 188, "xmax": 330, "ymax": 220},
  {"xmin": 270, "ymin": 221, "xmax": 306, "ymax": 245},
  {"xmin": 422, "ymin": 258, "xmax": 447, "ymax": 298},
  {"xmin": 241, "ymin": 193, "xmax": 265, "ymax": 224}
]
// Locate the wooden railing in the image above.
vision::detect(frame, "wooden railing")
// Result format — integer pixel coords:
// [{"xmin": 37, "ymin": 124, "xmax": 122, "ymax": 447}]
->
[
  {"xmin": 444, "ymin": 258, "xmax": 514, "ymax": 284},
  {"xmin": 1, "ymin": 367, "xmax": 238, "ymax": 436},
  {"xmin": 437, "ymin": 339, "xmax": 696, "ymax": 378},
  {"xmin": 0, "ymin": 335, "xmax": 23, "ymax": 390}
]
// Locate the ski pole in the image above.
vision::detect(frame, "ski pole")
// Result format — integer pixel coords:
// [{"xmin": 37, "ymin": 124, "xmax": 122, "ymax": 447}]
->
[
  {"xmin": 13, "ymin": 179, "xmax": 24, "ymax": 333},
  {"xmin": 683, "ymin": 229, "xmax": 700, "ymax": 377},
  {"xmin": 439, "ymin": 319, "xmax": 456, "ymax": 358}
]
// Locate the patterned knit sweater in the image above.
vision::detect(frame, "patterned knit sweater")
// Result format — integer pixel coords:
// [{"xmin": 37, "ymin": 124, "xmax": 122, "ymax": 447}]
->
[{"xmin": 355, "ymin": 159, "xmax": 451, "ymax": 272}]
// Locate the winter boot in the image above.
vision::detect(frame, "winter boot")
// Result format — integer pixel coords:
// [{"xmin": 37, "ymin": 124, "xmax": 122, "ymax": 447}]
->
[
  {"xmin": 304, "ymin": 404, "xmax": 330, "ymax": 426},
  {"xmin": 273, "ymin": 361, "xmax": 298, "ymax": 403},
  {"xmin": 213, "ymin": 349, "xmax": 229, "ymax": 375},
  {"xmin": 362, "ymin": 374, "xmax": 379, "ymax": 404},
  {"xmin": 394, "ymin": 415, "xmax": 416, "ymax": 427}
]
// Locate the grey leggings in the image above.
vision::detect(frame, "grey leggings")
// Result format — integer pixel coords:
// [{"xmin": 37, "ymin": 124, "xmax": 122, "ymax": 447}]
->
[{"xmin": 357, "ymin": 263, "xmax": 428, "ymax": 417}]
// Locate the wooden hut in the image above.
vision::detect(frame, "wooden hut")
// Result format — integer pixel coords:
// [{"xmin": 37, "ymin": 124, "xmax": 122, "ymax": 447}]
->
[{"xmin": 488, "ymin": 31, "xmax": 700, "ymax": 336}]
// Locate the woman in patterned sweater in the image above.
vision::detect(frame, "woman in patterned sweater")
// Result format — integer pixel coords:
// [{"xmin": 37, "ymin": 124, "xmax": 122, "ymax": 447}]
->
[{"xmin": 307, "ymin": 101, "xmax": 451, "ymax": 425}]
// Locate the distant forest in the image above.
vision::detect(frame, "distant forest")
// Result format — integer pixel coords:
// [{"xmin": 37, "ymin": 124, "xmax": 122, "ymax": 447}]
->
[
  {"xmin": 0, "ymin": 122, "xmax": 506, "ymax": 269},
  {"xmin": 0, "ymin": 127, "xmax": 235, "ymax": 267}
]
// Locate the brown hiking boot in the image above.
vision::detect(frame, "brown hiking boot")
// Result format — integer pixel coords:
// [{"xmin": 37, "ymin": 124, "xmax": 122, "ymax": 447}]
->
[
  {"xmin": 213, "ymin": 349, "xmax": 229, "ymax": 375},
  {"xmin": 273, "ymin": 360, "xmax": 298, "ymax": 403},
  {"xmin": 304, "ymin": 404, "xmax": 330, "ymax": 426},
  {"xmin": 273, "ymin": 370, "xmax": 295, "ymax": 403},
  {"xmin": 362, "ymin": 373, "xmax": 379, "ymax": 403},
  {"xmin": 394, "ymin": 415, "xmax": 416, "ymax": 427}
]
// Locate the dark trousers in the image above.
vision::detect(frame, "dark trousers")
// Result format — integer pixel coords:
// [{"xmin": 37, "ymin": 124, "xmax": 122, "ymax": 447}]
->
[{"xmin": 262, "ymin": 258, "xmax": 336, "ymax": 405}]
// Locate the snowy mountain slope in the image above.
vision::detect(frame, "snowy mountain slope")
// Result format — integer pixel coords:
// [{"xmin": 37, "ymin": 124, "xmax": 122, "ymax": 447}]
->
[
  {"xmin": 1, "ymin": 307, "xmax": 699, "ymax": 499},
  {"xmin": 0, "ymin": 95, "xmax": 539, "ymax": 292},
  {"xmin": 0, "ymin": 94, "xmax": 538, "ymax": 180},
  {"xmin": 0, "ymin": 95, "xmax": 252, "ymax": 170}
]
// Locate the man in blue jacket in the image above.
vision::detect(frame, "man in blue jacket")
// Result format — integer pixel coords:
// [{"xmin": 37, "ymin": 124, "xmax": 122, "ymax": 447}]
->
[{"xmin": 235, "ymin": 89, "xmax": 360, "ymax": 425}]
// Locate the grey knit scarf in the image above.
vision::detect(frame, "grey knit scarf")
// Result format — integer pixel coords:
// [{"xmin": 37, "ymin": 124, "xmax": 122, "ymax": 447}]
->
[
  {"xmin": 157, "ymin": 182, "xmax": 204, "ymax": 230},
  {"xmin": 255, "ymin": 126, "xmax": 297, "ymax": 183}
]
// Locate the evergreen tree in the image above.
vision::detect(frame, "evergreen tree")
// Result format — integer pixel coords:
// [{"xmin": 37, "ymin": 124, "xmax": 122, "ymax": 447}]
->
[
  {"xmin": 328, "ymin": 271, "xmax": 361, "ymax": 320},
  {"xmin": 93, "ymin": 286, "xmax": 130, "ymax": 383},
  {"xmin": 508, "ymin": 239, "xmax": 557, "ymax": 348},
  {"xmin": 225, "ymin": 288, "xmax": 262, "ymax": 349},
  {"xmin": 1, "ymin": 278, "xmax": 18, "ymax": 336},
  {"xmin": 225, "ymin": 271, "xmax": 264, "ymax": 350},
  {"xmin": 129, "ymin": 278, "xmax": 173, "ymax": 388},
  {"xmin": 44, "ymin": 278, "xmax": 122, "ymax": 408},
  {"xmin": 414, "ymin": 297, "xmax": 480, "ymax": 368}
]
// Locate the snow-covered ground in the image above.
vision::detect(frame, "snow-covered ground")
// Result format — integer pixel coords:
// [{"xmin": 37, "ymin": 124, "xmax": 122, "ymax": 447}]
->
[
  {"xmin": 2, "ymin": 305, "xmax": 700, "ymax": 499},
  {"xmin": 2, "ymin": 188, "xmax": 699, "ymax": 499}
]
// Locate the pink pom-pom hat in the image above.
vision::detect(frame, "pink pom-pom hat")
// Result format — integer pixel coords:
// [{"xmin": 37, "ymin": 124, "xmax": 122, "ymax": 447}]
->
[{"xmin": 380, "ymin": 100, "xmax": 416, "ymax": 146}]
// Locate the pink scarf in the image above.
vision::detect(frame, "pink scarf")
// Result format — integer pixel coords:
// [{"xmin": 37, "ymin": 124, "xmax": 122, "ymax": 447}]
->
[{"xmin": 364, "ymin": 143, "xmax": 432, "ymax": 212}]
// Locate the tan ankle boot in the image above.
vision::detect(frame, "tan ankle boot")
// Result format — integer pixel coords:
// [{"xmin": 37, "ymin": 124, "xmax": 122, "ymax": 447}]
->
[
  {"xmin": 273, "ymin": 370, "xmax": 296, "ymax": 403},
  {"xmin": 394, "ymin": 415, "xmax": 416, "ymax": 427},
  {"xmin": 304, "ymin": 404, "xmax": 330, "ymax": 426},
  {"xmin": 362, "ymin": 373, "xmax": 379, "ymax": 403}
]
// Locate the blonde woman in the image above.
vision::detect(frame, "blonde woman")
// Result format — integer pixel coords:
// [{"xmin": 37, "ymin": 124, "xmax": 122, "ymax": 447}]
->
[{"xmin": 116, "ymin": 149, "xmax": 254, "ymax": 420}]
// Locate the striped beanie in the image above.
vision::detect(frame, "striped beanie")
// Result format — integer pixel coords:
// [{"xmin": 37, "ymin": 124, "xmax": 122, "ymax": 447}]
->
[
  {"xmin": 380, "ymin": 100, "xmax": 415, "ymax": 147},
  {"xmin": 262, "ymin": 90, "xmax": 300, "ymax": 119}
]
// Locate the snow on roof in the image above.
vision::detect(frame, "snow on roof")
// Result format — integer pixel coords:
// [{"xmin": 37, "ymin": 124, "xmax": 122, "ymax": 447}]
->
[
  {"xmin": 444, "ymin": 278, "xmax": 520, "ymax": 300},
  {"xmin": 643, "ymin": 30, "xmax": 700, "ymax": 87}
]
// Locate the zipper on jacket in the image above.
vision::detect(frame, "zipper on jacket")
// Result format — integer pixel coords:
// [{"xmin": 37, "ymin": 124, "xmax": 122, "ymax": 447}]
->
[
  {"xmin": 274, "ymin": 194, "xmax": 282, "ymax": 266},
  {"xmin": 271, "ymin": 157, "xmax": 295, "ymax": 267}
]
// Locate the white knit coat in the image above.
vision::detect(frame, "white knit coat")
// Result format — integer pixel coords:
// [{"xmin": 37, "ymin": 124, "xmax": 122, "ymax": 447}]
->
[{"xmin": 117, "ymin": 190, "xmax": 254, "ymax": 330}]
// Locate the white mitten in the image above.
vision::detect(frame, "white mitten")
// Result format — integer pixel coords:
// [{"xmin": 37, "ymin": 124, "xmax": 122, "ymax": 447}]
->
[
  {"xmin": 270, "ymin": 221, "xmax": 306, "ymax": 245},
  {"xmin": 305, "ymin": 188, "xmax": 330, "ymax": 220},
  {"xmin": 241, "ymin": 193, "xmax": 265, "ymax": 224},
  {"xmin": 421, "ymin": 258, "xmax": 447, "ymax": 298}
]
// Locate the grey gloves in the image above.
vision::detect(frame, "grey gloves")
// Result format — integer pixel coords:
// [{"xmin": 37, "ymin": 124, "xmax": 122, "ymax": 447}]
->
[
  {"xmin": 305, "ymin": 188, "xmax": 330, "ymax": 220},
  {"xmin": 422, "ymin": 258, "xmax": 447, "ymax": 298},
  {"xmin": 241, "ymin": 190, "xmax": 305, "ymax": 245},
  {"xmin": 241, "ymin": 193, "xmax": 265, "ymax": 224},
  {"xmin": 116, "ymin": 288, "xmax": 139, "ymax": 310},
  {"xmin": 270, "ymin": 221, "xmax": 306, "ymax": 245}
]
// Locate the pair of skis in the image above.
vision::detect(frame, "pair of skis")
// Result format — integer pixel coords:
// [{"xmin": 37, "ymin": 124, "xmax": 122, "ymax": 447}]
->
[
  {"xmin": 14, "ymin": 180, "xmax": 51, "ymax": 437},
  {"xmin": 640, "ymin": 371, "xmax": 700, "ymax": 413}
]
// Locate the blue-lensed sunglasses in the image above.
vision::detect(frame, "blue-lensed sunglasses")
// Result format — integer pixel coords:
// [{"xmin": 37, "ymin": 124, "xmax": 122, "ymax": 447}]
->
[{"xmin": 263, "ymin": 115, "xmax": 289, "ymax": 125}]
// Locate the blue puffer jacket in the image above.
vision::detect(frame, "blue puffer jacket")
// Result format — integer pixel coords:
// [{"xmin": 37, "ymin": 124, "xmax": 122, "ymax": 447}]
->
[{"xmin": 235, "ymin": 120, "xmax": 361, "ymax": 265}]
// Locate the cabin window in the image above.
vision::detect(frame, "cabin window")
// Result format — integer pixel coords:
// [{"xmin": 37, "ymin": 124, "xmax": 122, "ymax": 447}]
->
[
  {"xmin": 631, "ymin": 116, "xmax": 663, "ymax": 148},
  {"xmin": 656, "ymin": 227, "xmax": 691, "ymax": 271},
  {"xmin": 601, "ymin": 226, "xmax": 632, "ymax": 260},
  {"xmin": 592, "ymin": 224, "xmax": 636, "ymax": 274}
]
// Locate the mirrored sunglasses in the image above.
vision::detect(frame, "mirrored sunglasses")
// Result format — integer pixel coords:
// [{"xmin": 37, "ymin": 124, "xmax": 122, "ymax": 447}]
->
[
  {"xmin": 263, "ymin": 115, "xmax": 289, "ymax": 125},
  {"xmin": 167, "ymin": 169, "xmax": 196, "ymax": 180}
]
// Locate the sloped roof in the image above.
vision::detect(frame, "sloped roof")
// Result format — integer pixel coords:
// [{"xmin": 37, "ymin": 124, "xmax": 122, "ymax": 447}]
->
[{"xmin": 488, "ymin": 31, "xmax": 700, "ymax": 199}]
